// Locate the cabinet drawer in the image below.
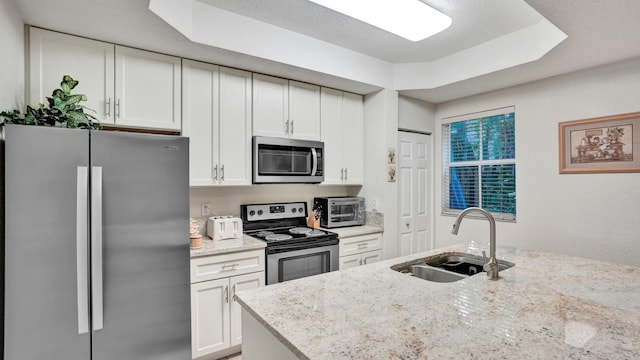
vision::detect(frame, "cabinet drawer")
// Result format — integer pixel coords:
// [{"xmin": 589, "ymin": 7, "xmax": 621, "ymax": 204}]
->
[
  {"xmin": 339, "ymin": 233, "xmax": 382, "ymax": 257},
  {"xmin": 191, "ymin": 249, "xmax": 265, "ymax": 283}
]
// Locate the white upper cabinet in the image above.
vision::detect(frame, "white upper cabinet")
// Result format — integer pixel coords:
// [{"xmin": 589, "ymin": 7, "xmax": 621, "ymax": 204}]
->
[
  {"xmin": 29, "ymin": 27, "xmax": 181, "ymax": 131},
  {"xmin": 29, "ymin": 27, "xmax": 114, "ymax": 124},
  {"xmin": 183, "ymin": 60, "xmax": 252, "ymax": 186},
  {"xmin": 288, "ymin": 80, "xmax": 321, "ymax": 140},
  {"xmin": 253, "ymin": 74, "xmax": 320, "ymax": 140},
  {"xmin": 320, "ymin": 88, "xmax": 343, "ymax": 184},
  {"xmin": 114, "ymin": 46, "xmax": 181, "ymax": 130},
  {"xmin": 320, "ymin": 88, "xmax": 364, "ymax": 185}
]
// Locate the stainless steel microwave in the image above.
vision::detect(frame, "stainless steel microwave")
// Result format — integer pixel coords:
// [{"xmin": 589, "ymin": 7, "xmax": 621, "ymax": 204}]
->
[
  {"xmin": 313, "ymin": 196, "xmax": 365, "ymax": 228},
  {"xmin": 253, "ymin": 136, "xmax": 324, "ymax": 184}
]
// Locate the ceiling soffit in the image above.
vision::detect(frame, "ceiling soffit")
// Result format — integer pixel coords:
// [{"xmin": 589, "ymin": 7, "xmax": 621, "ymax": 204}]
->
[{"xmin": 149, "ymin": 0, "xmax": 566, "ymax": 94}]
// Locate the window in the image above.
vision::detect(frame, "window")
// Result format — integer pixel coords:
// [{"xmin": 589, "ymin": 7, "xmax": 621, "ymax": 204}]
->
[{"xmin": 442, "ymin": 107, "xmax": 516, "ymax": 221}]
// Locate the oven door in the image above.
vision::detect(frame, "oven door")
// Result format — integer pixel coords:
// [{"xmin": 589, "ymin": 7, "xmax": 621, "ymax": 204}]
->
[{"xmin": 266, "ymin": 242, "xmax": 339, "ymax": 285}]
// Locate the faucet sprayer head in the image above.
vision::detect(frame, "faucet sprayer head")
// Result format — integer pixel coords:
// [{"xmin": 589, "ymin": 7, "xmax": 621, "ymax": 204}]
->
[{"xmin": 451, "ymin": 223, "xmax": 459, "ymax": 235}]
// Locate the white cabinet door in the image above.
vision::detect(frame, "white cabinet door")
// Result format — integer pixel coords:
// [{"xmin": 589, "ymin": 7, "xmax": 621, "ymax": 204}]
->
[
  {"xmin": 252, "ymin": 73, "xmax": 288, "ymax": 138},
  {"xmin": 362, "ymin": 250, "xmax": 382, "ymax": 265},
  {"xmin": 288, "ymin": 80, "xmax": 320, "ymax": 140},
  {"xmin": 191, "ymin": 278, "xmax": 230, "ymax": 358},
  {"xmin": 320, "ymin": 89, "xmax": 364, "ymax": 185},
  {"xmin": 114, "ymin": 45, "xmax": 181, "ymax": 130},
  {"xmin": 182, "ymin": 62, "xmax": 252, "ymax": 186},
  {"xmin": 320, "ymin": 88, "xmax": 344, "ymax": 184},
  {"xmin": 182, "ymin": 60, "xmax": 218, "ymax": 185},
  {"xmin": 341, "ymin": 92, "xmax": 364, "ymax": 184},
  {"xmin": 339, "ymin": 254, "xmax": 362, "ymax": 270},
  {"xmin": 28, "ymin": 27, "xmax": 115, "ymax": 125},
  {"xmin": 218, "ymin": 67, "xmax": 252, "ymax": 185},
  {"xmin": 229, "ymin": 272, "xmax": 264, "ymax": 346}
]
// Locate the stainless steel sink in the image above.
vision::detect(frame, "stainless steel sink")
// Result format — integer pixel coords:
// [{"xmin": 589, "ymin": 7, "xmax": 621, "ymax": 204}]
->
[
  {"xmin": 392, "ymin": 252, "xmax": 515, "ymax": 282},
  {"xmin": 407, "ymin": 265, "xmax": 465, "ymax": 282}
]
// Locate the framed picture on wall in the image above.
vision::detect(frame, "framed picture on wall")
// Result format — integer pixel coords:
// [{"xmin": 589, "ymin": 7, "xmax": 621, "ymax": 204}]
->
[{"xmin": 559, "ymin": 111, "xmax": 640, "ymax": 174}]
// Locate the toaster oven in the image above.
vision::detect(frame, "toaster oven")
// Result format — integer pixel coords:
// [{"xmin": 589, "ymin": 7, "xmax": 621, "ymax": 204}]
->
[{"xmin": 313, "ymin": 197, "xmax": 365, "ymax": 228}]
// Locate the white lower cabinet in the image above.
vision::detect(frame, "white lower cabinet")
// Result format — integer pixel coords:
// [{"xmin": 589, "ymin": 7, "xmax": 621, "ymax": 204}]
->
[
  {"xmin": 338, "ymin": 232, "xmax": 382, "ymax": 270},
  {"xmin": 339, "ymin": 250, "xmax": 382, "ymax": 270},
  {"xmin": 190, "ymin": 250, "xmax": 265, "ymax": 359}
]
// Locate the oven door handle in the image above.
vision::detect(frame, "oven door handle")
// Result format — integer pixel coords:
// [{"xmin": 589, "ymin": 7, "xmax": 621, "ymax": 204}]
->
[
  {"xmin": 311, "ymin": 148, "xmax": 318, "ymax": 176},
  {"xmin": 266, "ymin": 238, "xmax": 339, "ymax": 254}
]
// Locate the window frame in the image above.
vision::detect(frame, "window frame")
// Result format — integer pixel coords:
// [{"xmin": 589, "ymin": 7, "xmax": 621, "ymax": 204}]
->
[{"xmin": 441, "ymin": 106, "xmax": 516, "ymax": 222}]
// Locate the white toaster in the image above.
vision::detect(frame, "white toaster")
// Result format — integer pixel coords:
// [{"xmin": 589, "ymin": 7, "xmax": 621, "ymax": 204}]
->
[{"xmin": 207, "ymin": 216, "xmax": 243, "ymax": 241}]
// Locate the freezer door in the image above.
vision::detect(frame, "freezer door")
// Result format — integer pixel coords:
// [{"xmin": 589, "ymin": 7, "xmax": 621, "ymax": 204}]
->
[
  {"xmin": 90, "ymin": 131, "xmax": 191, "ymax": 360},
  {"xmin": 3, "ymin": 125, "xmax": 91, "ymax": 359}
]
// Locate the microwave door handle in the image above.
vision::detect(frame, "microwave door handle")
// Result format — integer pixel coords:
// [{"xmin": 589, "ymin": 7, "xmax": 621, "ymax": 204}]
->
[{"xmin": 311, "ymin": 148, "xmax": 318, "ymax": 176}]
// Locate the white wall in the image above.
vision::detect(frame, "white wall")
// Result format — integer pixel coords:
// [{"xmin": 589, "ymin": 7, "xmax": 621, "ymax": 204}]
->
[
  {"xmin": 433, "ymin": 57, "xmax": 640, "ymax": 266},
  {"xmin": 0, "ymin": 0, "xmax": 24, "ymax": 111},
  {"xmin": 363, "ymin": 89, "xmax": 399, "ymax": 259},
  {"xmin": 398, "ymin": 95, "xmax": 435, "ymax": 134}
]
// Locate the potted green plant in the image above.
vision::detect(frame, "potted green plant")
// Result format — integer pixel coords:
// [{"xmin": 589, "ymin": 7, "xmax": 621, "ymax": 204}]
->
[{"xmin": 1, "ymin": 75, "xmax": 100, "ymax": 129}]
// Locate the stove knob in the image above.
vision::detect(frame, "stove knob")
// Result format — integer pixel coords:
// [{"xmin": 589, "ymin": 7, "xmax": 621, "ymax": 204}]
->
[
  {"xmin": 257, "ymin": 210, "xmax": 263, "ymax": 216},
  {"xmin": 292, "ymin": 208, "xmax": 297, "ymax": 213},
  {"xmin": 249, "ymin": 210, "xmax": 255, "ymax": 216},
  {"xmin": 299, "ymin": 207, "xmax": 304, "ymax": 213}
]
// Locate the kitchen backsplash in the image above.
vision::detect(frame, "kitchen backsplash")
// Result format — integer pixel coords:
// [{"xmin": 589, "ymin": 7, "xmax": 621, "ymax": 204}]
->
[{"xmin": 365, "ymin": 211, "xmax": 384, "ymax": 228}]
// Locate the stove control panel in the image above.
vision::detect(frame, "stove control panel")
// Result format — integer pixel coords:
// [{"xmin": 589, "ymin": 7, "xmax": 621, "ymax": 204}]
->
[{"xmin": 243, "ymin": 202, "xmax": 307, "ymax": 222}]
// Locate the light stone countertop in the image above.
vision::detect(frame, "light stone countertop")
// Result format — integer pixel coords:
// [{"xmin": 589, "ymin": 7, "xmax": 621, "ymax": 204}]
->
[
  {"xmin": 235, "ymin": 244, "xmax": 640, "ymax": 359},
  {"xmin": 321, "ymin": 225, "xmax": 383, "ymax": 238},
  {"xmin": 189, "ymin": 235, "xmax": 266, "ymax": 258}
]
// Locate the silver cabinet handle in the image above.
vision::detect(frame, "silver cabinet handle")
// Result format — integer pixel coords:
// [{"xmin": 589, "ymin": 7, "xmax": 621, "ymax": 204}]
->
[
  {"xmin": 359, "ymin": 259, "xmax": 363, "ymax": 266},
  {"xmin": 357, "ymin": 243, "xmax": 369, "ymax": 249},
  {"xmin": 341, "ymin": 168, "xmax": 344, "ymax": 181},
  {"xmin": 290, "ymin": 120, "xmax": 294, "ymax": 134},
  {"xmin": 363, "ymin": 257, "xmax": 367, "ymax": 265},
  {"xmin": 224, "ymin": 286, "xmax": 229, "ymax": 303},
  {"xmin": 115, "ymin": 99, "xmax": 121, "ymax": 118},
  {"xmin": 344, "ymin": 168, "xmax": 348, "ymax": 181},
  {"xmin": 91, "ymin": 166, "xmax": 104, "ymax": 331},
  {"xmin": 221, "ymin": 164, "xmax": 225, "ymax": 181},
  {"xmin": 105, "ymin": 98, "xmax": 111, "ymax": 117},
  {"xmin": 222, "ymin": 263, "xmax": 239, "ymax": 271},
  {"xmin": 285, "ymin": 120, "xmax": 290, "ymax": 135},
  {"xmin": 76, "ymin": 166, "xmax": 89, "ymax": 335},
  {"xmin": 213, "ymin": 164, "xmax": 218, "ymax": 181},
  {"xmin": 232, "ymin": 284, "xmax": 236, "ymax": 302}
]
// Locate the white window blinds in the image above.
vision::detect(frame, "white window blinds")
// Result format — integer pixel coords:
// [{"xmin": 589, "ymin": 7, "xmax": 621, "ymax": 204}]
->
[{"xmin": 442, "ymin": 107, "xmax": 516, "ymax": 222}]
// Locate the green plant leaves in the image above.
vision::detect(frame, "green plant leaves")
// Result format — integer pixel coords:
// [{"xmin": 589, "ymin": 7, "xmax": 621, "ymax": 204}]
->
[{"xmin": 0, "ymin": 75, "xmax": 100, "ymax": 129}]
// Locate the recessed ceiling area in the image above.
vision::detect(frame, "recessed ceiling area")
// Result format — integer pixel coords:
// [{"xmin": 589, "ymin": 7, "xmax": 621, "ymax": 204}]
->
[{"xmin": 197, "ymin": 0, "xmax": 544, "ymax": 64}]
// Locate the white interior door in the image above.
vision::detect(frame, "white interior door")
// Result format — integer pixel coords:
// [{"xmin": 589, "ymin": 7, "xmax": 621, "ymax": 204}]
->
[{"xmin": 398, "ymin": 131, "xmax": 432, "ymax": 256}]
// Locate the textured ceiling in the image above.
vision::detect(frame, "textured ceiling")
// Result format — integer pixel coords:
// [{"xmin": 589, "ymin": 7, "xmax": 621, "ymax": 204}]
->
[{"xmin": 198, "ymin": 0, "xmax": 543, "ymax": 63}]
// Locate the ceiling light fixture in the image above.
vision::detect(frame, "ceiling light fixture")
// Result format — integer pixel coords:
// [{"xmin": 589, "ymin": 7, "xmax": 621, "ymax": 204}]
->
[{"xmin": 308, "ymin": 0, "xmax": 452, "ymax": 42}]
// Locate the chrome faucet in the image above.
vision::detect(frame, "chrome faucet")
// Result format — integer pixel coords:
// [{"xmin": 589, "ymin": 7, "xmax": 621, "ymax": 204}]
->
[{"xmin": 451, "ymin": 207, "xmax": 500, "ymax": 280}]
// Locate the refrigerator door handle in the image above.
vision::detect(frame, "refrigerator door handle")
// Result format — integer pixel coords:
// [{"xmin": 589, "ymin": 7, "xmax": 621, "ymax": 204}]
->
[
  {"xmin": 77, "ymin": 166, "xmax": 89, "ymax": 334},
  {"xmin": 91, "ymin": 166, "xmax": 104, "ymax": 331}
]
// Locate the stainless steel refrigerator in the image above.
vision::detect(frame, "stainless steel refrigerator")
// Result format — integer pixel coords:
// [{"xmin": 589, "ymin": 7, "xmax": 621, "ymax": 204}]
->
[{"xmin": 1, "ymin": 125, "xmax": 191, "ymax": 359}]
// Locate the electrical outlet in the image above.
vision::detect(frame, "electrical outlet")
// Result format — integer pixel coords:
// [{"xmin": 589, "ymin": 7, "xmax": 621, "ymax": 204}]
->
[
  {"xmin": 370, "ymin": 198, "xmax": 378, "ymax": 211},
  {"xmin": 201, "ymin": 203, "xmax": 212, "ymax": 216}
]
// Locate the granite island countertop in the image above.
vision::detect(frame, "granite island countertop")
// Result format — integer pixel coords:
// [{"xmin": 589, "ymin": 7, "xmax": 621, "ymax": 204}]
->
[{"xmin": 235, "ymin": 244, "xmax": 640, "ymax": 359}]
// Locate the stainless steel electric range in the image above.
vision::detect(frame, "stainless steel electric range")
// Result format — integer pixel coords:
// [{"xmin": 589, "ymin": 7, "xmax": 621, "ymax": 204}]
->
[{"xmin": 240, "ymin": 201, "xmax": 339, "ymax": 285}]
